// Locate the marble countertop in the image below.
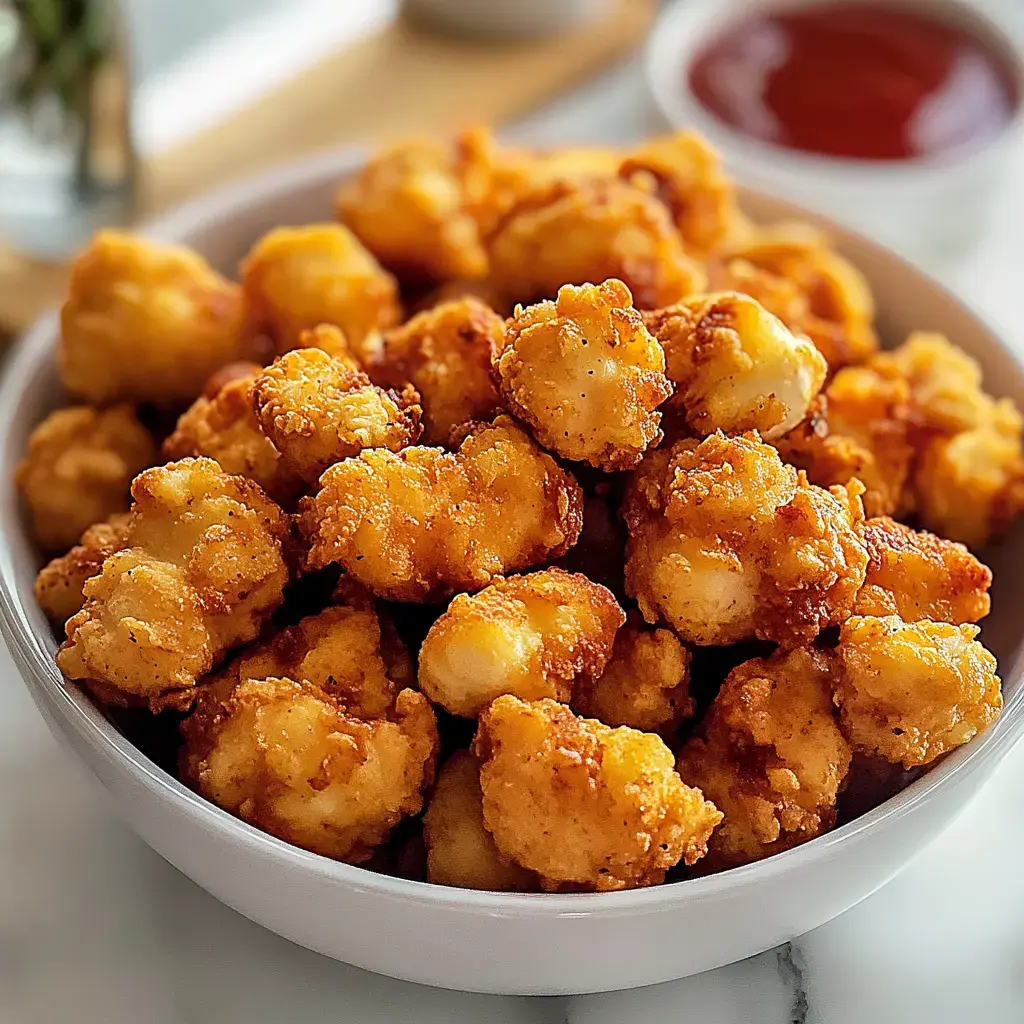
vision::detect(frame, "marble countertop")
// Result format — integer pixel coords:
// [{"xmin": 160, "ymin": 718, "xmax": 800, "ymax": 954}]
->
[{"xmin": 7, "ymin": 44, "xmax": 1024, "ymax": 1024}]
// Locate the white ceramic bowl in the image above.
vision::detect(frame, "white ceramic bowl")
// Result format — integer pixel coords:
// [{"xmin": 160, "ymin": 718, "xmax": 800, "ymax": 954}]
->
[
  {"xmin": 645, "ymin": 0, "xmax": 1024, "ymax": 262},
  {"xmin": 2, "ymin": 147, "xmax": 1024, "ymax": 996}
]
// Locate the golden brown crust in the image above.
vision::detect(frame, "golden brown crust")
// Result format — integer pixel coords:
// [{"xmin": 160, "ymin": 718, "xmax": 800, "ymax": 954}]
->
[
  {"xmin": 299, "ymin": 415, "xmax": 583, "ymax": 601},
  {"xmin": 496, "ymin": 280, "xmax": 672, "ymax": 470},
  {"xmin": 854, "ymin": 517, "xmax": 992, "ymax": 624},
  {"xmin": 252, "ymin": 347, "xmax": 423, "ymax": 483},
  {"xmin": 16, "ymin": 406, "xmax": 156, "ymax": 552},
  {"xmin": 56, "ymin": 458, "xmax": 291, "ymax": 711},
  {"xmin": 366, "ymin": 297, "xmax": 505, "ymax": 445},
  {"xmin": 180, "ymin": 677, "xmax": 438, "ymax": 862},
  {"xmin": 240, "ymin": 224, "xmax": 401, "ymax": 356},
  {"xmin": 59, "ymin": 231, "xmax": 254, "ymax": 404},
  {"xmin": 676, "ymin": 647, "xmax": 851, "ymax": 871},
  {"xmin": 835, "ymin": 615, "xmax": 1002, "ymax": 767},
  {"xmin": 473, "ymin": 696, "xmax": 722, "ymax": 891},
  {"xmin": 417, "ymin": 567, "xmax": 624, "ymax": 717}
]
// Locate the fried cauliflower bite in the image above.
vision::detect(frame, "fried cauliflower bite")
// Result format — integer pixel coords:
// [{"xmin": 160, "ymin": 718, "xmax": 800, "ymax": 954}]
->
[
  {"xmin": 163, "ymin": 364, "xmax": 303, "ymax": 506},
  {"xmin": 59, "ymin": 231, "xmax": 254, "ymax": 404},
  {"xmin": 34, "ymin": 513, "xmax": 131, "ymax": 626},
  {"xmin": 16, "ymin": 406, "xmax": 156, "ymax": 552},
  {"xmin": 624, "ymin": 432, "xmax": 868, "ymax": 647},
  {"xmin": 486, "ymin": 179, "xmax": 707, "ymax": 311},
  {"xmin": 619, "ymin": 131, "xmax": 739, "ymax": 256},
  {"xmin": 252, "ymin": 347, "xmax": 423, "ymax": 484},
  {"xmin": 572, "ymin": 613, "xmax": 694, "ymax": 736},
  {"xmin": 854, "ymin": 517, "xmax": 992, "ymax": 625},
  {"xmin": 300, "ymin": 415, "xmax": 583, "ymax": 601},
  {"xmin": 835, "ymin": 615, "xmax": 1002, "ymax": 768},
  {"xmin": 496, "ymin": 280, "xmax": 672, "ymax": 469},
  {"xmin": 676, "ymin": 647, "xmax": 852, "ymax": 870},
  {"xmin": 642, "ymin": 291, "xmax": 826, "ymax": 440},
  {"xmin": 365, "ymin": 298, "xmax": 505, "ymax": 445},
  {"xmin": 417, "ymin": 568, "xmax": 624, "ymax": 717},
  {"xmin": 56, "ymin": 458, "xmax": 290, "ymax": 711},
  {"xmin": 240, "ymin": 224, "xmax": 402, "ymax": 356},
  {"xmin": 423, "ymin": 751, "xmax": 539, "ymax": 891},
  {"xmin": 180, "ymin": 678, "xmax": 438, "ymax": 862},
  {"xmin": 473, "ymin": 696, "xmax": 722, "ymax": 891},
  {"xmin": 336, "ymin": 138, "xmax": 488, "ymax": 283}
]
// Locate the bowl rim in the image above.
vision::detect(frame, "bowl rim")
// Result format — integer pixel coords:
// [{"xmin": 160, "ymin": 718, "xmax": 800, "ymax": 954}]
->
[
  {"xmin": 3, "ymin": 143, "xmax": 1024, "ymax": 918},
  {"xmin": 645, "ymin": 0, "xmax": 1024, "ymax": 182}
]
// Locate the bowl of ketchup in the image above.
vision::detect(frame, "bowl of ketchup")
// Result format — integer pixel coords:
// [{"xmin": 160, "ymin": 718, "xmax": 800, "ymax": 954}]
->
[{"xmin": 646, "ymin": 0, "xmax": 1024, "ymax": 260}]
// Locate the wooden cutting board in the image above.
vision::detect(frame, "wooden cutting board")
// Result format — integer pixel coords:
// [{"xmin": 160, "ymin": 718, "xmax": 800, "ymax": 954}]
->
[{"xmin": 0, "ymin": 0, "xmax": 655, "ymax": 335}]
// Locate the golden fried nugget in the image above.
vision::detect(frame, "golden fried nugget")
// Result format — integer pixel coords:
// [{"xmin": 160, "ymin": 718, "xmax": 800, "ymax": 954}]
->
[
  {"xmin": 219, "ymin": 603, "xmax": 413, "ymax": 720},
  {"xmin": 56, "ymin": 458, "xmax": 290, "ymax": 711},
  {"xmin": 337, "ymin": 139, "xmax": 488, "ymax": 282},
  {"xmin": 677, "ymin": 647, "xmax": 851, "ymax": 870},
  {"xmin": 418, "ymin": 568, "xmax": 623, "ymax": 717},
  {"xmin": 292, "ymin": 323, "xmax": 362, "ymax": 369},
  {"xmin": 423, "ymin": 751, "xmax": 539, "ymax": 891},
  {"xmin": 497, "ymin": 280, "xmax": 671, "ymax": 469},
  {"xmin": 252, "ymin": 347, "xmax": 422, "ymax": 484},
  {"xmin": 241, "ymin": 224, "xmax": 401, "ymax": 355},
  {"xmin": 16, "ymin": 406, "xmax": 156, "ymax": 551},
  {"xmin": 181, "ymin": 679, "xmax": 438, "ymax": 862},
  {"xmin": 163, "ymin": 366, "xmax": 303, "ymax": 505},
  {"xmin": 34, "ymin": 513, "xmax": 131, "ymax": 626},
  {"xmin": 573, "ymin": 613, "xmax": 694, "ymax": 736},
  {"xmin": 854, "ymin": 517, "xmax": 992, "ymax": 624},
  {"xmin": 300, "ymin": 415, "xmax": 583, "ymax": 601},
  {"xmin": 59, "ymin": 231, "xmax": 253, "ymax": 404},
  {"xmin": 643, "ymin": 291, "xmax": 826, "ymax": 439},
  {"xmin": 620, "ymin": 132, "xmax": 739, "ymax": 256},
  {"xmin": 835, "ymin": 615, "xmax": 1002, "ymax": 767},
  {"xmin": 366, "ymin": 298, "xmax": 504, "ymax": 445},
  {"xmin": 473, "ymin": 696, "xmax": 722, "ymax": 891},
  {"xmin": 624, "ymin": 432, "xmax": 867, "ymax": 646},
  {"xmin": 486, "ymin": 179, "xmax": 707, "ymax": 311}
]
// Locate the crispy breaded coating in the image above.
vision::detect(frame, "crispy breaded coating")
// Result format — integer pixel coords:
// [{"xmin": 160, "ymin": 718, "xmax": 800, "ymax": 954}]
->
[
  {"xmin": 423, "ymin": 751, "xmax": 539, "ymax": 891},
  {"xmin": 336, "ymin": 139, "xmax": 488, "ymax": 283},
  {"xmin": 300, "ymin": 415, "xmax": 583, "ymax": 601},
  {"xmin": 619, "ymin": 131, "xmax": 739, "ymax": 256},
  {"xmin": 34, "ymin": 513, "xmax": 131, "ymax": 626},
  {"xmin": 181, "ymin": 678, "xmax": 438, "ymax": 862},
  {"xmin": 252, "ymin": 347, "xmax": 422, "ymax": 484},
  {"xmin": 624, "ymin": 432, "xmax": 868, "ymax": 646},
  {"xmin": 56, "ymin": 458, "xmax": 290, "ymax": 711},
  {"xmin": 497, "ymin": 280, "xmax": 672, "ymax": 469},
  {"xmin": 59, "ymin": 231, "xmax": 253, "ymax": 404},
  {"xmin": 16, "ymin": 406, "xmax": 156, "ymax": 551},
  {"xmin": 473, "ymin": 696, "xmax": 722, "ymax": 891},
  {"xmin": 219, "ymin": 604, "xmax": 412, "ymax": 720},
  {"xmin": 240, "ymin": 224, "xmax": 401, "ymax": 355},
  {"xmin": 854, "ymin": 517, "xmax": 992, "ymax": 624},
  {"xmin": 418, "ymin": 568, "xmax": 624, "ymax": 717},
  {"xmin": 292, "ymin": 322, "xmax": 362, "ymax": 369},
  {"xmin": 676, "ymin": 647, "xmax": 851, "ymax": 870},
  {"xmin": 163, "ymin": 365, "xmax": 302, "ymax": 505},
  {"xmin": 486, "ymin": 179, "xmax": 707, "ymax": 311},
  {"xmin": 365, "ymin": 298, "xmax": 504, "ymax": 444},
  {"xmin": 643, "ymin": 291, "xmax": 826, "ymax": 440},
  {"xmin": 835, "ymin": 615, "xmax": 1002, "ymax": 767},
  {"xmin": 573, "ymin": 613, "xmax": 694, "ymax": 736}
]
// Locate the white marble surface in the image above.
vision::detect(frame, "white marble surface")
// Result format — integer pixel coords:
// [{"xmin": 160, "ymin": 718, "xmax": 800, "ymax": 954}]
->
[{"xmin": 7, "ymin": 29, "xmax": 1024, "ymax": 1024}]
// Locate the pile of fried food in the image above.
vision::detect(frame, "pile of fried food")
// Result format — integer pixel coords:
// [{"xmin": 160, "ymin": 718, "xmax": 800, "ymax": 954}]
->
[{"xmin": 19, "ymin": 128, "xmax": 1018, "ymax": 892}]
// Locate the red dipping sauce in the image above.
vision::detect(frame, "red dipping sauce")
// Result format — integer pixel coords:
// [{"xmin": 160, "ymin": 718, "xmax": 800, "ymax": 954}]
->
[{"xmin": 689, "ymin": 2, "xmax": 1020, "ymax": 161}]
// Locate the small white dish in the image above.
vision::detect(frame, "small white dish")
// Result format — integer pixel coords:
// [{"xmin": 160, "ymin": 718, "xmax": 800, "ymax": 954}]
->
[
  {"xmin": 645, "ymin": 0, "xmax": 1024, "ymax": 262},
  {"xmin": 2, "ymin": 147, "xmax": 1024, "ymax": 996}
]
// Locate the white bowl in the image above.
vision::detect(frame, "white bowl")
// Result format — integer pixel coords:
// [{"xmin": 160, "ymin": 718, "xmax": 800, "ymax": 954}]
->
[
  {"xmin": 645, "ymin": 0, "xmax": 1024, "ymax": 262},
  {"xmin": 2, "ymin": 147, "xmax": 1024, "ymax": 996}
]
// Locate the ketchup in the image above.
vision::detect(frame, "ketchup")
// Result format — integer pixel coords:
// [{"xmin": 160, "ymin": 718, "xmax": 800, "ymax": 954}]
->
[{"xmin": 688, "ymin": 2, "xmax": 1019, "ymax": 161}]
